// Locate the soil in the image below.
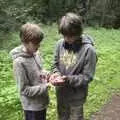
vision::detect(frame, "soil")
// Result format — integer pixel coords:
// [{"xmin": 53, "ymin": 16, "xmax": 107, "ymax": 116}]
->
[{"xmin": 90, "ymin": 93, "xmax": 120, "ymax": 120}]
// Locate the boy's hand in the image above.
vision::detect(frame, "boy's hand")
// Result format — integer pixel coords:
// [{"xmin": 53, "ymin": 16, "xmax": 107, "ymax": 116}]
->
[
  {"xmin": 61, "ymin": 75, "xmax": 67, "ymax": 81},
  {"xmin": 49, "ymin": 73, "xmax": 67, "ymax": 86},
  {"xmin": 40, "ymin": 70, "xmax": 50, "ymax": 83},
  {"xmin": 49, "ymin": 73, "xmax": 60, "ymax": 82}
]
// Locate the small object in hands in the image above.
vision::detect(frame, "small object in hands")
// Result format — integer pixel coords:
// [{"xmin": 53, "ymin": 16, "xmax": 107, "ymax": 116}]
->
[
  {"xmin": 50, "ymin": 74, "xmax": 66, "ymax": 86},
  {"xmin": 49, "ymin": 73, "xmax": 60, "ymax": 83}
]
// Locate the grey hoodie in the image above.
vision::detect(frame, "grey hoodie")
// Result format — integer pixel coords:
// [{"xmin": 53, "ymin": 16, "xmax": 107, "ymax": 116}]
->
[
  {"xmin": 10, "ymin": 45, "xmax": 49, "ymax": 111},
  {"xmin": 52, "ymin": 34, "xmax": 97, "ymax": 105}
]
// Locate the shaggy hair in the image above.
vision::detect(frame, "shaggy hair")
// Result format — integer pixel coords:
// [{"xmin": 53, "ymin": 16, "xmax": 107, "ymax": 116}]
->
[
  {"xmin": 20, "ymin": 23, "xmax": 44, "ymax": 44},
  {"xmin": 59, "ymin": 12, "xmax": 83, "ymax": 36}
]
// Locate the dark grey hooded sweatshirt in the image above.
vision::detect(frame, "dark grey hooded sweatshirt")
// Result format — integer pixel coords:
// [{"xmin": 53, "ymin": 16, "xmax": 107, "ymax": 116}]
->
[
  {"xmin": 52, "ymin": 34, "xmax": 97, "ymax": 105},
  {"xmin": 10, "ymin": 45, "xmax": 49, "ymax": 111}
]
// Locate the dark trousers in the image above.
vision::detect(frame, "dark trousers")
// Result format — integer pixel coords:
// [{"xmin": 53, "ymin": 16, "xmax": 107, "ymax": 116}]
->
[{"xmin": 24, "ymin": 109, "xmax": 46, "ymax": 120}]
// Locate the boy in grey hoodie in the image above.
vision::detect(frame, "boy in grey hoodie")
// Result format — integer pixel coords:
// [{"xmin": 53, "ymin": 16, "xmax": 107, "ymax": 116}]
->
[
  {"xmin": 10, "ymin": 23, "xmax": 49, "ymax": 120},
  {"xmin": 50, "ymin": 13, "xmax": 97, "ymax": 120}
]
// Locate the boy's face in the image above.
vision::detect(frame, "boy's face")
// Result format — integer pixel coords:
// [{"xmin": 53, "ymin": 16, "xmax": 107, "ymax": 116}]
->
[
  {"xmin": 26, "ymin": 42, "xmax": 40, "ymax": 55},
  {"xmin": 63, "ymin": 35, "xmax": 79, "ymax": 44}
]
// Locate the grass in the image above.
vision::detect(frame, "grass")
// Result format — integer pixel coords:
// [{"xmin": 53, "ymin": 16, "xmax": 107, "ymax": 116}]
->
[
  {"xmin": 0, "ymin": 26, "xmax": 120, "ymax": 120},
  {"xmin": 84, "ymin": 28, "xmax": 120, "ymax": 119}
]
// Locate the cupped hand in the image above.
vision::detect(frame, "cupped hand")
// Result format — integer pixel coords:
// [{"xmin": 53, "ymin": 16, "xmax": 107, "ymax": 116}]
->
[{"xmin": 49, "ymin": 74, "xmax": 67, "ymax": 86}]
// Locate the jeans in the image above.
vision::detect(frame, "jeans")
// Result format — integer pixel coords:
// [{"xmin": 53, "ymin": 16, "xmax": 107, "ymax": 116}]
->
[{"xmin": 24, "ymin": 109, "xmax": 46, "ymax": 120}]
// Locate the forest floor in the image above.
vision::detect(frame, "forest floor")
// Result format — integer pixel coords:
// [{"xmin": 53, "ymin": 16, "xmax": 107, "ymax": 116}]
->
[{"xmin": 90, "ymin": 92, "xmax": 120, "ymax": 120}]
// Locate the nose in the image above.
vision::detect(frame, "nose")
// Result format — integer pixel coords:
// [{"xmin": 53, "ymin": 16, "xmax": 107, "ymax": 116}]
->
[
  {"xmin": 64, "ymin": 36, "xmax": 70, "ymax": 42},
  {"xmin": 35, "ymin": 44, "xmax": 40, "ymax": 51},
  {"xmin": 64, "ymin": 36, "xmax": 73, "ymax": 44},
  {"xmin": 64, "ymin": 36, "xmax": 68, "ymax": 41}
]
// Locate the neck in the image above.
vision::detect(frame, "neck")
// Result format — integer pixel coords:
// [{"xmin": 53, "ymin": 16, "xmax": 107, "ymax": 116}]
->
[
  {"xmin": 22, "ymin": 44, "xmax": 33, "ymax": 56},
  {"xmin": 63, "ymin": 38, "xmax": 82, "ymax": 52}
]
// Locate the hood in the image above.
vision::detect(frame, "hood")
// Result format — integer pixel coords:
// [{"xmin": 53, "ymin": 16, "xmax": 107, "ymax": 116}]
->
[
  {"xmin": 81, "ymin": 34, "xmax": 94, "ymax": 45},
  {"xmin": 9, "ymin": 45, "xmax": 32, "ymax": 60}
]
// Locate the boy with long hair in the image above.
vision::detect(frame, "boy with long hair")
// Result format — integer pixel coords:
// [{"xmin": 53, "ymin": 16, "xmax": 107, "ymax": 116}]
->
[{"xmin": 50, "ymin": 13, "xmax": 97, "ymax": 120}]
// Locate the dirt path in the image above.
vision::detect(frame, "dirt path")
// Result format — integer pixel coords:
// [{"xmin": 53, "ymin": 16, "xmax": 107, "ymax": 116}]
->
[{"xmin": 90, "ymin": 93, "xmax": 120, "ymax": 120}]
